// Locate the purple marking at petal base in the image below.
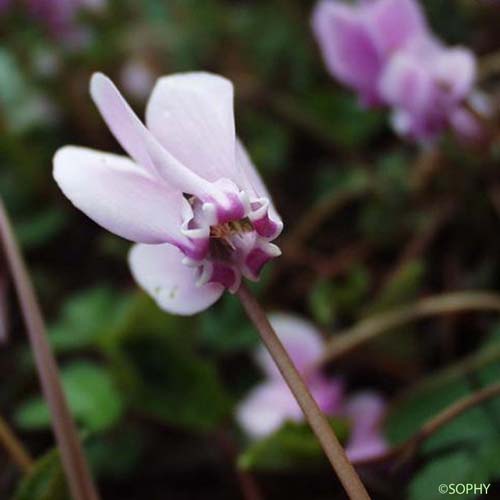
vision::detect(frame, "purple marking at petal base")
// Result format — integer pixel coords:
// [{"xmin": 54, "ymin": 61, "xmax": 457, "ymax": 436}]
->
[
  {"xmin": 245, "ymin": 248, "xmax": 273, "ymax": 278},
  {"xmin": 209, "ymin": 262, "xmax": 237, "ymax": 289},
  {"xmin": 215, "ymin": 193, "xmax": 246, "ymax": 224},
  {"xmin": 181, "ymin": 237, "xmax": 210, "ymax": 261},
  {"xmin": 253, "ymin": 214, "xmax": 279, "ymax": 239}
]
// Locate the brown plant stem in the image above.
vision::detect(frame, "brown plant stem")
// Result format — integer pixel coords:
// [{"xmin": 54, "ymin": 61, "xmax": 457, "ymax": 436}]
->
[
  {"xmin": 357, "ymin": 382, "xmax": 500, "ymax": 466},
  {"xmin": 0, "ymin": 414, "xmax": 33, "ymax": 473},
  {"xmin": 320, "ymin": 291, "xmax": 500, "ymax": 365},
  {"xmin": 0, "ymin": 199, "xmax": 99, "ymax": 500},
  {"xmin": 0, "ymin": 262, "xmax": 8, "ymax": 343},
  {"xmin": 236, "ymin": 283, "xmax": 370, "ymax": 500},
  {"xmin": 216, "ymin": 428, "xmax": 264, "ymax": 500}
]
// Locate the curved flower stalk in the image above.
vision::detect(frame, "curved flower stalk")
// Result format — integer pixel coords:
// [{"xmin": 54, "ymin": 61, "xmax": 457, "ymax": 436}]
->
[
  {"xmin": 237, "ymin": 313, "xmax": 387, "ymax": 462},
  {"xmin": 312, "ymin": 0, "xmax": 482, "ymax": 142},
  {"xmin": 54, "ymin": 72, "xmax": 283, "ymax": 314}
]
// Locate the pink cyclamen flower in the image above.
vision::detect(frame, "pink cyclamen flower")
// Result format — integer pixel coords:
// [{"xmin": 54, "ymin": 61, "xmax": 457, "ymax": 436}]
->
[
  {"xmin": 53, "ymin": 72, "xmax": 283, "ymax": 315},
  {"xmin": 236, "ymin": 313, "xmax": 387, "ymax": 462},
  {"xmin": 312, "ymin": 0, "xmax": 426, "ymax": 106},
  {"xmin": 312, "ymin": 0, "xmax": 480, "ymax": 142},
  {"xmin": 0, "ymin": 0, "xmax": 105, "ymax": 44}
]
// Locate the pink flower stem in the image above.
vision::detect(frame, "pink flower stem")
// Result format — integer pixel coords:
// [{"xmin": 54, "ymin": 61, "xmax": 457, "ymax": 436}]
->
[
  {"xmin": 0, "ymin": 198, "xmax": 99, "ymax": 500},
  {"xmin": 236, "ymin": 283, "xmax": 371, "ymax": 500}
]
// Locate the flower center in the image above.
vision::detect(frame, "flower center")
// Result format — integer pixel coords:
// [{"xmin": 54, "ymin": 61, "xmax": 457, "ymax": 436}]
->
[{"xmin": 208, "ymin": 218, "xmax": 254, "ymax": 259}]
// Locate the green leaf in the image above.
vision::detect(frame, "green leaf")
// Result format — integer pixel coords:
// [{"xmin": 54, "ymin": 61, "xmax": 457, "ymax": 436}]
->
[
  {"xmin": 15, "ymin": 362, "xmax": 124, "ymax": 433},
  {"xmin": 13, "ymin": 449, "xmax": 69, "ymax": 500},
  {"xmin": 409, "ymin": 451, "xmax": 488, "ymax": 500},
  {"xmin": 198, "ymin": 294, "xmax": 258, "ymax": 354},
  {"xmin": 303, "ymin": 90, "xmax": 385, "ymax": 150},
  {"xmin": 16, "ymin": 209, "xmax": 67, "ymax": 249},
  {"xmin": 238, "ymin": 419, "xmax": 349, "ymax": 471},
  {"xmin": 120, "ymin": 332, "xmax": 229, "ymax": 432},
  {"xmin": 49, "ymin": 287, "xmax": 132, "ymax": 353}
]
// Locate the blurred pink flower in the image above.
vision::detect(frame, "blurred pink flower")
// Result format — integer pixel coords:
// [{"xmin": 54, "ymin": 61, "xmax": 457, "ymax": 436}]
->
[
  {"xmin": 2, "ymin": 0, "xmax": 105, "ymax": 44},
  {"xmin": 312, "ymin": 0, "xmax": 481, "ymax": 142},
  {"xmin": 53, "ymin": 72, "xmax": 282, "ymax": 315},
  {"xmin": 120, "ymin": 60, "xmax": 156, "ymax": 101},
  {"xmin": 237, "ymin": 313, "xmax": 387, "ymax": 462}
]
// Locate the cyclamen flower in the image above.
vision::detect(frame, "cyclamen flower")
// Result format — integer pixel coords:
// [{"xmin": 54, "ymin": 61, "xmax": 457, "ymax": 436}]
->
[
  {"xmin": 312, "ymin": 0, "xmax": 480, "ymax": 142},
  {"xmin": 53, "ymin": 72, "xmax": 283, "ymax": 315},
  {"xmin": 237, "ymin": 314, "xmax": 387, "ymax": 462}
]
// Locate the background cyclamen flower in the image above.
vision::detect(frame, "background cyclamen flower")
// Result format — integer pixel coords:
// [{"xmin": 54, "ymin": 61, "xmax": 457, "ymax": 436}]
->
[
  {"xmin": 1, "ymin": 0, "xmax": 105, "ymax": 44},
  {"xmin": 53, "ymin": 72, "xmax": 283, "ymax": 315},
  {"xmin": 237, "ymin": 313, "xmax": 387, "ymax": 462},
  {"xmin": 312, "ymin": 0, "xmax": 482, "ymax": 142}
]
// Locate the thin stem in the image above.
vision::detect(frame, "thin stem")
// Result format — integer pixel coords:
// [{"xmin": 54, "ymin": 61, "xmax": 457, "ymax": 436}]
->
[
  {"xmin": 0, "ymin": 414, "xmax": 33, "ymax": 473},
  {"xmin": 216, "ymin": 428, "xmax": 264, "ymax": 500},
  {"xmin": 319, "ymin": 291, "xmax": 500, "ymax": 365},
  {"xmin": 0, "ymin": 262, "xmax": 8, "ymax": 343},
  {"xmin": 358, "ymin": 382, "xmax": 500, "ymax": 466},
  {"xmin": 0, "ymin": 198, "xmax": 99, "ymax": 500},
  {"xmin": 236, "ymin": 284, "xmax": 370, "ymax": 500}
]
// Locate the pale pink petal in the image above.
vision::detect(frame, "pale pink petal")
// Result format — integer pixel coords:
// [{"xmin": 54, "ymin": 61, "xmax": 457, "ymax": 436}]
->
[
  {"xmin": 90, "ymin": 72, "xmax": 157, "ymax": 174},
  {"xmin": 378, "ymin": 49, "xmax": 435, "ymax": 115},
  {"xmin": 256, "ymin": 314, "xmax": 325, "ymax": 379},
  {"xmin": 236, "ymin": 139, "xmax": 272, "ymax": 204},
  {"xmin": 434, "ymin": 47, "xmax": 476, "ymax": 101},
  {"xmin": 236, "ymin": 140, "xmax": 283, "ymax": 236},
  {"xmin": 450, "ymin": 108, "xmax": 483, "ymax": 143},
  {"xmin": 146, "ymin": 72, "xmax": 238, "ymax": 183},
  {"xmin": 236, "ymin": 381, "xmax": 302, "ymax": 438},
  {"xmin": 53, "ymin": 146, "xmax": 187, "ymax": 245},
  {"xmin": 344, "ymin": 392, "xmax": 387, "ymax": 462},
  {"xmin": 91, "ymin": 73, "xmax": 212, "ymax": 199},
  {"xmin": 129, "ymin": 243, "xmax": 224, "ymax": 316},
  {"xmin": 366, "ymin": 0, "xmax": 426, "ymax": 54},
  {"xmin": 310, "ymin": 375, "xmax": 345, "ymax": 416},
  {"xmin": 312, "ymin": 0, "xmax": 382, "ymax": 105}
]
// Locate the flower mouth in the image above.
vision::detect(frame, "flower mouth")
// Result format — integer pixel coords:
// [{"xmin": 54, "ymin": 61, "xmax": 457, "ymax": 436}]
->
[{"xmin": 179, "ymin": 187, "xmax": 282, "ymax": 292}]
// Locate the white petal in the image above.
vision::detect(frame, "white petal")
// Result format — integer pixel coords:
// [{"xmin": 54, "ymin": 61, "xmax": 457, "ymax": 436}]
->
[
  {"xmin": 53, "ymin": 146, "xmax": 186, "ymax": 245},
  {"xmin": 129, "ymin": 243, "xmax": 224, "ymax": 316},
  {"xmin": 236, "ymin": 140, "xmax": 282, "ymax": 221},
  {"xmin": 91, "ymin": 73, "xmax": 212, "ymax": 198},
  {"xmin": 90, "ymin": 72, "xmax": 157, "ymax": 175},
  {"xmin": 146, "ymin": 72, "xmax": 239, "ymax": 183}
]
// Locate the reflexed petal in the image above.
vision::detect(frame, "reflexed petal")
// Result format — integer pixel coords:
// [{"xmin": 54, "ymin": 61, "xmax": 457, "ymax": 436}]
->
[
  {"xmin": 91, "ymin": 73, "xmax": 211, "ymax": 198},
  {"xmin": 146, "ymin": 72, "xmax": 238, "ymax": 183},
  {"xmin": 236, "ymin": 381, "xmax": 302, "ymax": 438},
  {"xmin": 90, "ymin": 72, "xmax": 157, "ymax": 174},
  {"xmin": 256, "ymin": 314, "xmax": 325, "ymax": 379},
  {"xmin": 310, "ymin": 376, "xmax": 345, "ymax": 416},
  {"xmin": 236, "ymin": 140, "xmax": 272, "ymax": 203},
  {"xmin": 53, "ymin": 146, "xmax": 188, "ymax": 245},
  {"xmin": 378, "ymin": 50, "xmax": 435, "ymax": 115},
  {"xmin": 312, "ymin": 1, "xmax": 382, "ymax": 104},
  {"xmin": 129, "ymin": 243, "xmax": 224, "ymax": 315},
  {"xmin": 236, "ymin": 140, "xmax": 283, "ymax": 232},
  {"xmin": 450, "ymin": 108, "xmax": 483, "ymax": 142},
  {"xmin": 366, "ymin": 0, "xmax": 426, "ymax": 54},
  {"xmin": 434, "ymin": 47, "xmax": 476, "ymax": 101},
  {"xmin": 345, "ymin": 392, "xmax": 387, "ymax": 461}
]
